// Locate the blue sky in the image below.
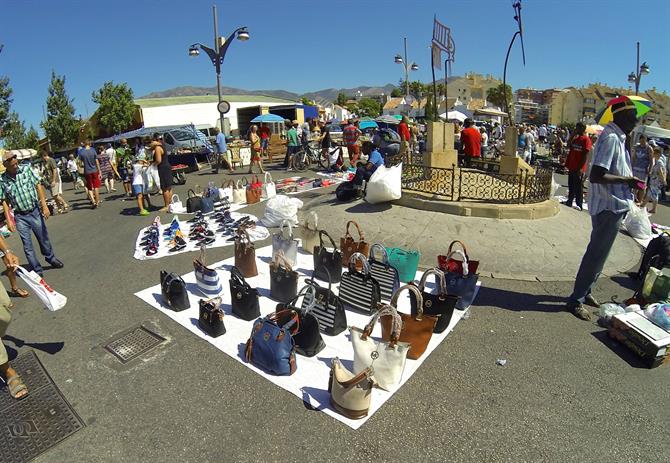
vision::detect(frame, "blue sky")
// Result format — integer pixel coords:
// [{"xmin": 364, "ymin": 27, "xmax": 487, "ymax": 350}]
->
[{"xmin": 1, "ymin": 0, "xmax": 668, "ymax": 134}]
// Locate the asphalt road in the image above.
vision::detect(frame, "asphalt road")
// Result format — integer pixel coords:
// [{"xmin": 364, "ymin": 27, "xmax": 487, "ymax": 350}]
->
[{"xmin": 1, "ymin": 165, "xmax": 668, "ymax": 463}]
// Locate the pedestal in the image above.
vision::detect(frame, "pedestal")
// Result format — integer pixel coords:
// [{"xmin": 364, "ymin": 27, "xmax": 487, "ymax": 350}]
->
[
  {"xmin": 504, "ymin": 127, "xmax": 518, "ymax": 157},
  {"xmin": 500, "ymin": 156, "xmax": 534, "ymax": 176},
  {"xmin": 425, "ymin": 121, "xmax": 458, "ymax": 169}
]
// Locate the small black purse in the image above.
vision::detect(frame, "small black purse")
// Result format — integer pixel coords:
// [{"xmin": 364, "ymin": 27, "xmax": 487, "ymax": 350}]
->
[
  {"xmin": 198, "ymin": 297, "xmax": 226, "ymax": 337},
  {"xmin": 276, "ymin": 286, "xmax": 326, "ymax": 357},
  {"xmin": 229, "ymin": 266, "xmax": 261, "ymax": 321},
  {"xmin": 410, "ymin": 268, "xmax": 460, "ymax": 333},
  {"xmin": 300, "ymin": 269, "xmax": 347, "ymax": 336},
  {"xmin": 269, "ymin": 251, "xmax": 299, "ymax": 303},
  {"xmin": 160, "ymin": 270, "xmax": 190, "ymax": 311},
  {"xmin": 313, "ymin": 230, "xmax": 343, "ymax": 283}
]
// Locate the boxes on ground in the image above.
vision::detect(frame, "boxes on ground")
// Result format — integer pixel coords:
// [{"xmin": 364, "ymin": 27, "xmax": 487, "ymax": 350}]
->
[{"xmin": 608, "ymin": 311, "xmax": 670, "ymax": 368}]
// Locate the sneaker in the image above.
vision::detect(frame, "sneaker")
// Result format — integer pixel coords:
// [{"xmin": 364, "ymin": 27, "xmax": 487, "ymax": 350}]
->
[
  {"xmin": 168, "ymin": 242, "xmax": 186, "ymax": 253},
  {"xmin": 572, "ymin": 205, "xmax": 582, "ymax": 211},
  {"xmin": 139, "ymin": 209, "xmax": 150, "ymax": 216}
]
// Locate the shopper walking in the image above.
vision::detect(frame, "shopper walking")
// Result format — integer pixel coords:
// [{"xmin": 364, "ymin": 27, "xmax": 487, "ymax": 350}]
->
[
  {"xmin": 641, "ymin": 147, "xmax": 665, "ymax": 214},
  {"xmin": 0, "ymin": 151, "xmax": 64, "ymax": 275},
  {"xmin": 566, "ymin": 102, "xmax": 643, "ymax": 320},
  {"xmin": 259, "ymin": 123, "xmax": 272, "ymax": 163},
  {"xmin": 78, "ymin": 140, "xmax": 101, "ymax": 207},
  {"xmin": 285, "ymin": 121, "xmax": 300, "ymax": 171},
  {"xmin": 97, "ymin": 145, "xmax": 115, "ymax": 194},
  {"xmin": 212, "ymin": 128, "xmax": 233, "ymax": 174},
  {"xmin": 151, "ymin": 133, "xmax": 173, "ymax": 211},
  {"xmin": 40, "ymin": 151, "xmax": 69, "ymax": 212},
  {"xmin": 398, "ymin": 115, "xmax": 411, "ymax": 159},
  {"xmin": 563, "ymin": 122, "xmax": 592, "ymax": 211},
  {"xmin": 66, "ymin": 154, "xmax": 79, "ymax": 190},
  {"xmin": 115, "ymin": 138, "xmax": 133, "ymax": 197},
  {"xmin": 247, "ymin": 125, "xmax": 264, "ymax": 174}
]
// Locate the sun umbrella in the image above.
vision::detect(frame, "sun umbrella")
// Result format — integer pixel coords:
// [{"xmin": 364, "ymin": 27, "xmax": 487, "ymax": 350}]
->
[
  {"xmin": 250, "ymin": 113, "xmax": 285, "ymax": 123},
  {"xmin": 595, "ymin": 95, "xmax": 652, "ymax": 126},
  {"xmin": 375, "ymin": 115, "xmax": 400, "ymax": 125},
  {"xmin": 359, "ymin": 119, "xmax": 378, "ymax": 130}
]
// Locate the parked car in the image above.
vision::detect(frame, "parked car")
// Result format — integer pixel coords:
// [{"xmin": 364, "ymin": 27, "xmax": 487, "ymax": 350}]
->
[{"xmin": 161, "ymin": 128, "xmax": 212, "ymax": 154}]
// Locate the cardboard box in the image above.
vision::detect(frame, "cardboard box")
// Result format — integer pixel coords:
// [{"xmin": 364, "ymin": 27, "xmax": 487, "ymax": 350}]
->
[{"xmin": 608, "ymin": 311, "xmax": 670, "ymax": 368}]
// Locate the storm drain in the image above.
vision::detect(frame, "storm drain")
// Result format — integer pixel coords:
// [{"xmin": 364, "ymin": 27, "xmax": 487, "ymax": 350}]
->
[
  {"xmin": 104, "ymin": 325, "xmax": 166, "ymax": 363},
  {"xmin": 0, "ymin": 351, "xmax": 84, "ymax": 463}
]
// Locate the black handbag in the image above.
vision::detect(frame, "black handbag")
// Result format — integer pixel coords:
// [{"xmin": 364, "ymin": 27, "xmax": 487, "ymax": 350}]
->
[
  {"xmin": 229, "ymin": 266, "xmax": 260, "ymax": 321},
  {"xmin": 269, "ymin": 251, "xmax": 299, "ymax": 303},
  {"xmin": 410, "ymin": 268, "xmax": 460, "ymax": 334},
  {"xmin": 276, "ymin": 287, "xmax": 326, "ymax": 357},
  {"xmin": 300, "ymin": 269, "xmax": 347, "ymax": 336},
  {"xmin": 313, "ymin": 230, "xmax": 343, "ymax": 283},
  {"xmin": 198, "ymin": 297, "xmax": 226, "ymax": 337},
  {"xmin": 186, "ymin": 189, "xmax": 203, "ymax": 213},
  {"xmin": 339, "ymin": 252, "xmax": 382, "ymax": 314},
  {"xmin": 160, "ymin": 270, "xmax": 190, "ymax": 311}
]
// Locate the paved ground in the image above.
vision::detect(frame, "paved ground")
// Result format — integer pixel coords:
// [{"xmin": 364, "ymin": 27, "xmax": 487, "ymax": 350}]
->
[{"xmin": 1, "ymin": 164, "xmax": 668, "ymax": 462}]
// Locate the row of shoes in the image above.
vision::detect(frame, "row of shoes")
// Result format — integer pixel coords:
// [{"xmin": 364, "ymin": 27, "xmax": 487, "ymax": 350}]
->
[{"xmin": 141, "ymin": 217, "xmax": 163, "ymax": 256}]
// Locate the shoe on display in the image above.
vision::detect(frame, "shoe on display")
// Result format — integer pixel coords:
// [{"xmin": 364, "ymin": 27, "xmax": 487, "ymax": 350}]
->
[
  {"xmin": 198, "ymin": 236, "xmax": 216, "ymax": 246},
  {"xmin": 168, "ymin": 242, "xmax": 187, "ymax": 253},
  {"xmin": 188, "ymin": 213, "xmax": 203, "ymax": 224},
  {"xmin": 146, "ymin": 245, "xmax": 158, "ymax": 256}
]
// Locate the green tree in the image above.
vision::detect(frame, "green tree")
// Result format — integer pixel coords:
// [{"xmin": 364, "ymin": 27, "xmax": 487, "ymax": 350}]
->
[
  {"xmin": 335, "ymin": 92, "xmax": 348, "ymax": 106},
  {"xmin": 357, "ymin": 98, "xmax": 382, "ymax": 118},
  {"xmin": 1, "ymin": 112, "xmax": 26, "ymax": 149},
  {"xmin": 23, "ymin": 126, "xmax": 40, "ymax": 150},
  {"xmin": 41, "ymin": 71, "xmax": 79, "ymax": 149},
  {"xmin": 486, "ymin": 83, "xmax": 513, "ymax": 112},
  {"xmin": 424, "ymin": 95, "xmax": 435, "ymax": 122},
  {"xmin": 408, "ymin": 81, "xmax": 426, "ymax": 102},
  {"xmin": 0, "ymin": 76, "xmax": 13, "ymax": 133},
  {"xmin": 300, "ymin": 96, "xmax": 315, "ymax": 106},
  {"xmin": 390, "ymin": 87, "xmax": 403, "ymax": 98},
  {"xmin": 92, "ymin": 81, "xmax": 136, "ymax": 135}
]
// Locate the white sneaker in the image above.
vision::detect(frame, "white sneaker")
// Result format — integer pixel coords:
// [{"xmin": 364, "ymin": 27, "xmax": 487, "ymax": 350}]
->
[{"xmin": 572, "ymin": 205, "xmax": 582, "ymax": 211}]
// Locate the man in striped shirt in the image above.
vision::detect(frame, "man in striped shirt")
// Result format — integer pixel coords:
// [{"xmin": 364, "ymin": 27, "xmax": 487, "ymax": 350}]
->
[{"xmin": 566, "ymin": 101, "xmax": 643, "ymax": 320}]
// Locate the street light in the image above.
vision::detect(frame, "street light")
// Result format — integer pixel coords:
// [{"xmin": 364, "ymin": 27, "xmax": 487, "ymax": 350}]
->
[
  {"xmin": 189, "ymin": 5, "xmax": 249, "ymax": 133},
  {"xmin": 628, "ymin": 42, "xmax": 650, "ymax": 95},
  {"xmin": 394, "ymin": 37, "xmax": 418, "ymax": 97}
]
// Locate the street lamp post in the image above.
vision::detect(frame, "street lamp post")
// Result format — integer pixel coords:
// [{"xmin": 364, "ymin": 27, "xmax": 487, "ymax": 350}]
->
[
  {"xmin": 394, "ymin": 37, "xmax": 419, "ymax": 98},
  {"xmin": 627, "ymin": 41, "xmax": 650, "ymax": 96},
  {"xmin": 189, "ymin": 5, "xmax": 249, "ymax": 133}
]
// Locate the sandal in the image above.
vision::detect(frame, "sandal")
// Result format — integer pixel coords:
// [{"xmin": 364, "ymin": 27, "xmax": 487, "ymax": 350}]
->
[
  {"xmin": 8, "ymin": 288, "xmax": 29, "ymax": 298},
  {"xmin": 6, "ymin": 374, "xmax": 28, "ymax": 400}
]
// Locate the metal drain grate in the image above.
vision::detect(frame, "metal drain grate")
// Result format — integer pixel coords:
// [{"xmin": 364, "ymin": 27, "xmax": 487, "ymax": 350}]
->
[
  {"xmin": 104, "ymin": 325, "xmax": 166, "ymax": 363},
  {"xmin": 0, "ymin": 351, "xmax": 84, "ymax": 463}
]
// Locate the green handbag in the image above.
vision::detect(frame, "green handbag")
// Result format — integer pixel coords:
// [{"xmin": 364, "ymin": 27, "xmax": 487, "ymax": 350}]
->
[{"xmin": 385, "ymin": 247, "xmax": 420, "ymax": 283}]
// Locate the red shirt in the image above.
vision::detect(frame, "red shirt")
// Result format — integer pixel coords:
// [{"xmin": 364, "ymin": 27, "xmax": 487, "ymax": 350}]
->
[
  {"xmin": 398, "ymin": 122, "xmax": 410, "ymax": 142},
  {"xmin": 565, "ymin": 134, "xmax": 592, "ymax": 172},
  {"xmin": 259, "ymin": 126, "xmax": 271, "ymax": 140},
  {"xmin": 460, "ymin": 127, "xmax": 482, "ymax": 157}
]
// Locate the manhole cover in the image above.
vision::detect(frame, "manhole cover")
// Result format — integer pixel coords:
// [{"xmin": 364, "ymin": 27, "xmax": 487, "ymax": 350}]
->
[
  {"xmin": 0, "ymin": 351, "xmax": 84, "ymax": 463},
  {"xmin": 104, "ymin": 326, "xmax": 165, "ymax": 363}
]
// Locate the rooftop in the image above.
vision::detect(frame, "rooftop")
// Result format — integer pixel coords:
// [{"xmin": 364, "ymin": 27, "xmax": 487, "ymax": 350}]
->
[{"xmin": 135, "ymin": 94, "xmax": 297, "ymax": 108}]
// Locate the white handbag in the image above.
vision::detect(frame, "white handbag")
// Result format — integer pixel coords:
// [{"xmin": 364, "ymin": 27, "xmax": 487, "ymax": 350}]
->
[
  {"xmin": 16, "ymin": 266, "xmax": 67, "ymax": 312},
  {"xmin": 299, "ymin": 211, "xmax": 319, "ymax": 254},
  {"xmin": 350, "ymin": 304, "xmax": 410, "ymax": 391},
  {"xmin": 232, "ymin": 180, "xmax": 246, "ymax": 204},
  {"xmin": 168, "ymin": 194, "xmax": 185, "ymax": 214},
  {"xmin": 262, "ymin": 172, "xmax": 276, "ymax": 199},
  {"xmin": 218, "ymin": 181, "xmax": 234, "ymax": 203},
  {"xmin": 272, "ymin": 220, "xmax": 299, "ymax": 266}
]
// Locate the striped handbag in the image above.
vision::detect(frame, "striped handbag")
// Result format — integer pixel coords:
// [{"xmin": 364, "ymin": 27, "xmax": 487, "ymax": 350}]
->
[
  {"xmin": 368, "ymin": 243, "xmax": 400, "ymax": 304},
  {"xmin": 300, "ymin": 269, "xmax": 346, "ymax": 336},
  {"xmin": 193, "ymin": 245, "xmax": 222, "ymax": 297},
  {"xmin": 339, "ymin": 253, "xmax": 381, "ymax": 314}
]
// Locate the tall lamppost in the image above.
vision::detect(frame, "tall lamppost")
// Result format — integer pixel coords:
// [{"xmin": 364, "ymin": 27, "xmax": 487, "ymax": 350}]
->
[
  {"xmin": 189, "ymin": 5, "xmax": 249, "ymax": 133},
  {"xmin": 394, "ymin": 37, "xmax": 419, "ymax": 98},
  {"xmin": 627, "ymin": 42, "xmax": 650, "ymax": 96},
  {"xmin": 502, "ymin": 1, "xmax": 526, "ymax": 126}
]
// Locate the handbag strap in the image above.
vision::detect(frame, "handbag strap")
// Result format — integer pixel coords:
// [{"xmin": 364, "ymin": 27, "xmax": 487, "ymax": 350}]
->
[
  {"xmin": 240, "ymin": 177, "xmax": 249, "ymax": 187},
  {"xmin": 264, "ymin": 171, "xmax": 273, "ymax": 183},
  {"xmin": 222, "ymin": 180, "xmax": 234, "ymax": 188},
  {"xmin": 368, "ymin": 243, "xmax": 389, "ymax": 265},
  {"xmin": 345, "ymin": 220, "xmax": 365, "ymax": 241},
  {"xmin": 194, "ymin": 184, "xmax": 203, "ymax": 196},
  {"xmin": 319, "ymin": 230, "xmax": 337, "ymax": 250},
  {"xmin": 279, "ymin": 219, "xmax": 293, "ymax": 239},
  {"xmin": 188, "ymin": 189, "xmax": 196, "ymax": 198},
  {"xmin": 202, "ymin": 296, "xmax": 223, "ymax": 312},
  {"xmin": 271, "ymin": 250, "xmax": 293, "ymax": 272},
  {"xmin": 332, "ymin": 358, "xmax": 372, "ymax": 388},
  {"xmin": 391, "ymin": 284, "xmax": 425, "ymax": 320},
  {"xmin": 236, "ymin": 227, "xmax": 252, "ymax": 244},
  {"xmin": 447, "ymin": 240, "xmax": 470, "ymax": 259},
  {"xmin": 234, "ymin": 179, "xmax": 242, "ymax": 189},
  {"xmin": 418, "ymin": 268, "xmax": 447, "ymax": 294},
  {"xmin": 444, "ymin": 250, "xmax": 469, "ymax": 275},
  {"xmin": 230, "ymin": 266, "xmax": 251, "ymax": 290},
  {"xmin": 363, "ymin": 304, "xmax": 402, "ymax": 346},
  {"xmin": 349, "ymin": 252, "xmax": 370, "ymax": 274},
  {"xmin": 268, "ymin": 309, "xmax": 300, "ymax": 335}
]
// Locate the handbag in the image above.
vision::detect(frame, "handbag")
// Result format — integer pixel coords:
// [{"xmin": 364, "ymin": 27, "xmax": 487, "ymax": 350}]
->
[
  {"xmin": 339, "ymin": 252, "xmax": 381, "ymax": 314},
  {"xmin": 269, "ymin": 251, "xmax": 299, "ymax": 303},
  {"xmin": 200, "ymin": 195, "xmax": 215, "ymax": 214},
  {"xmin": 229, "ymin": 266, "xmax": 260, "ymax": 321},
  {"xmin": 443, "ymin": 250, "xmax": 479, "ymax": 310},
  {"xmin": 262, "ymin": 171, "xmax": 276, "ymax": 199},
  {"xmin": 410, "ymin": 268, "xmax": 459, "ymax": 334},
  {"xmin": 167, "ymin": 194, "xmax": 185, "ymax": 214},
  {"xmin": 160, "ymin": 270, "xmax": 190, "ymax": 311},
  {"xmin": 275, "ymin": 287, "xmax": 326, "ymax": 357},
  {"xmin": 300, "ymin": 270, "xmax": 346, "ymax": 336},
  {"xmin": 380, "ymin": 284, "xmax": 437, "ymax": 360},
  {"xmin": 193, "ymin": 245, "xmax": 222, "ymax": 297},
  {"xmin": 219, "ymin": 180, "xmax": 234, "ymax": 203},
  {"xmin": 437, "ymin": 240, "xmax": 480, "ymax": 275},
  {"xmin": 313, "ymin": 230, "xmax": 343, "ymax": 283},
  {"xmin": 350, "ymin": 304, "xmax": 410, "ymax": 391},
  {"xmin": 245, "ymin": 310, "xmax": 299, "ymax": 376},
  {"xmin": 15, "ymin": 266, "xmax": 67, "ymax": 312},
  {"xmin": 186, "ymin": 189, "xmax": 203, "ymax": 213},
  {"xmin": 198, "ymin": 297, "xmax": 226, "ymax": 337},
  {"xmin": 299, "ymin": 211, "xmax": 319, "ymax": 255},
  {"xmin": 272, "ymin": 219, "xmax": 299, "ymax": 266},
  {"xmin": 206, "ymin": 181, "xmax": 221, "ymax": 202},
  {"xmin": 246, "ymin": 175, "xmax": 262, "ymax": 205},
  {"xmin": 328, "ymin": 357, "xmax": 374, "ymax": 420},
  {"xmin": 232, "ymin": 179, "xmax": 246, "ymax": 204},
  {"xmin": 234, "ymin": 228, "xmax": 258, "ymax": 278},
  {"xmin": 368, "ymin": 243, "xmax": 400, "ymax": 304},
  {"xmin": 386, "ymin": 246, "xmax": 420, "ymax": 283},
  {"xmin": 340, "ymin": 220, "xmax": 370, "ymax": 267}
]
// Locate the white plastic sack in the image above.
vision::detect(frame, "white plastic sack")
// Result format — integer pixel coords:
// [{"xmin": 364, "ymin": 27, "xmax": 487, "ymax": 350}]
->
[
  {"xmin": 551, "ymin": 174, "xmax": 560, "ymax": 196},
  {"xmin": 261, "ymin": 195, "xmax": 303, "ymax": 227},
  {"xmin": 365, "ymin": 162, "xmax": 402, "ymax": 204},
  {"xmin": 624, "ymin": 204, "xmax": 652, "ymax": 240},
  {"xmin": 16, "ymin": 266, "xmax": 67, "ymax": 311}
]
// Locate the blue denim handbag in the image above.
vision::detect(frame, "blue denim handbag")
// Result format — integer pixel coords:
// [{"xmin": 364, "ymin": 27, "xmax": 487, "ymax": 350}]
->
[
  {"xmin": 245, "ymin": 310, "xmax": 299, "ymax": 376},
  {"xmin": 443, "ymin": 250, "xmax": 479, "ymax": 310},
  {"xmin": 200, "ymin": 195, "xmax": 215, "ymax": 214}
]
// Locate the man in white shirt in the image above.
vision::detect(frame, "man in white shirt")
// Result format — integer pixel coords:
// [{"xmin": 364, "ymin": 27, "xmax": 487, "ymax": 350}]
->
[{"xmin": 538, "ymin": 124, "xmax": 548, "ymax": 144}]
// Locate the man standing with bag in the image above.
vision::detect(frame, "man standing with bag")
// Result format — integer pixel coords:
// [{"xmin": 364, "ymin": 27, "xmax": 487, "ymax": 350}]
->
[
  {"xmin": 0, "ymin": 152, "xmax": 64, "ymax": 276},
  {"xmin": 212, "ymin": 128, "xmax": 233, "ymax": 174}
]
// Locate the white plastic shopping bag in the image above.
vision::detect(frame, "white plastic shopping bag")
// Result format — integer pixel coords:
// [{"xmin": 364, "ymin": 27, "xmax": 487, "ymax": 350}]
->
[
  {"xmin": 623, "ymin": 204, "xmax": 652, "ymax": 241},
  {"xmin": 261, "ymin": 195, "xmax": 303, "ymax": 226},
  {"xmin": 16, "ymin": 266, "xmax": 67, "ymax": 311},
  {"xmin": 365, "ymin": 162, "xmax": 402, "ymax": 204}
]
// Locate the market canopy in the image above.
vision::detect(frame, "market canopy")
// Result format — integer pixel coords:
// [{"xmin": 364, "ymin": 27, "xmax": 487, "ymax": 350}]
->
[
  {"xmin": 375, "ymin": 115, "xmax": 400, "ymax": 125},
  {"xmin": 439, "ymin": 110, "xmax": 468, "ymax": 122},
  {"xmin": 359, "ymin": 119, "xmax": 378, "ymax": 129},
  {"xmin": 250, "ymin": 113, "xmax": 285, "ymax": 123},
  {"xmin": 473, "ymin": 108, "xmax": 507, "ymax": 117},
  {"xmin": 94, "ymin": 124, "xmax": 212, "ymax": 151}
]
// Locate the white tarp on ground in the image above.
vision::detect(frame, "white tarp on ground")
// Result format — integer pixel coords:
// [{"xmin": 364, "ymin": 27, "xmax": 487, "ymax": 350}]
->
[{"xmin": 135, "ymin": 244, "xmax": 479, "ymax": 430}]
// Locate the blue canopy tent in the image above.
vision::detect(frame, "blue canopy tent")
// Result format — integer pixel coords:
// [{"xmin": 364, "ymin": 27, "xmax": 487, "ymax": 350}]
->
[
  {"xmin": 250, "ymin": 113, "xmax": 285, "ymax": 123},
  {"xmin": 359, "ymin": 119, "xmax": 378, "ymax": 130}
]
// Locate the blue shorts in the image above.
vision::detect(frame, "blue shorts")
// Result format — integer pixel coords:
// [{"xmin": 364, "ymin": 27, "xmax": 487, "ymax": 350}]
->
[
  {"xmin": 261, "ymin": 138, "xmax": 269, "ymax": 150},
  {"xmin": 132, "ymin": 184, "xmax": 146, "ymax": 196}
]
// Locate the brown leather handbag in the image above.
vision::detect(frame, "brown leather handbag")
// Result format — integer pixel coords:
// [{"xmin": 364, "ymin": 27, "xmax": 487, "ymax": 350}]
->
[
  {"xmin": 234, "ymin": 228, "xmax": 258, "ymax": 277},
  {"xmin": 340, "ymin": 220, "xmax": 369, "ymax": 268},
  {"xmin": 380, "ymin": 284, "xmax": 437, "ymax": 360},
  {"xmin": 245, "ymin": 175, "xmax": 262, "ymax": 205}
]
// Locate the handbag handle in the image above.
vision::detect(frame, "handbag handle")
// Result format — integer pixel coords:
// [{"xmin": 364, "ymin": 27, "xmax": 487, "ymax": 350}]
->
[
  {"xmin": 309, "ymin": 266, "xmax": 333, "ymax": 293},
  {"xmin": 363, "ymin": 304, "xmax": 403, "ymax": 347},
  {"xmin": 188, "ymin": 189, "xmax": 197, "ymax": 198},
  {"xmin": 222, "ymin": 180, "xmax": 234, "ymax": 188},
  {"xmin": 344, "ymin": 220, "xmax": 365, "ymax": 241},
  {"xmin": 368, "ymin": 243, "xmax": 389, "ymax": 265},
  {"xmin": 332, "ymin": 358, "xmax": 373, "ymax": 388},
  {"xmin": 268, "ymin": 309, "xmax": 300, "ymax": 336},
  {"xmin": 234, "ymin": 179, "xmax": 242, "ymax": 189},
  {"xmin": 417, "ymin": 268, "xmax": 447, "ymax": 294},
  {"xmin": 194, "ymin": 184, "xmax": 203, "ymax": 196},
  {"xmin": 447, "ymin": 240, "xmax": 470, "ymax": 259},
  {"xmin": 230, "ymin": 266, "xmax": 252, "ymax": 290},
  {"xmin": 199, "ymin": 244, "xmax": 208, "ymax": 266},
  {"xmin": 240, "ymin": 177, "xmax": 249, "ymax": 187},
  {"xmin": 286, "ymin": 284, "xmax": 316, "ymax": 314},
  {"xmin": 264, "ymin": 172, "xmax": 273, "ymax": 183},
  {"xmin": 202, "ymin": 296, "xmax": 223, "ymax": 311},
  {"xmin": 279, "ymin": 219, "xmax": 293, "ymax": 240},
  {"xmin": 444, "ymin": 250, "xmax": 469, "ymax": 276},
  {"xmin": 391, "ymin": 284, "xmax": 425, "ymax": 320},
  {"xmin": 171, "ymin": 194, "xmax": 181, "ymax": 204},
  {"xmin": 349, "ymin": 252, "xmax": 370, "ymax": 275},
  {"xmin": 236, "ymin": 227, "xmax": 252, "ymax": 245},
  {"xmin": 271, "ymin": 249, "xmax": 294, "ymax": 272},
  {"xmin": 318, "ymin": 230, "xmax": 338, "ymax": 250}
]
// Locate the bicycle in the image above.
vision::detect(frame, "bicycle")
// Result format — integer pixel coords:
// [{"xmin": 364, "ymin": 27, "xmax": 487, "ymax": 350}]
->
[{"xmin": 292, "ymin": 141, "xmax": 332, "ymax": 171}]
